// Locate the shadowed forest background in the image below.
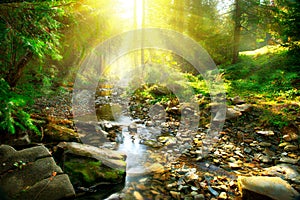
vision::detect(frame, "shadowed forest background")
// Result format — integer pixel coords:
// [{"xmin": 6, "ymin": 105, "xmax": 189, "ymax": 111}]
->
[{"xmin": 0, "ymin": 0, "xmax": 299, "ymax": 200}]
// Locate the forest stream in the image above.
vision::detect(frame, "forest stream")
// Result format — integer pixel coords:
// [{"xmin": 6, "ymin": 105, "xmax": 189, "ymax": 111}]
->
[{"xmin": 71, "ymin": 85, "xmax": 300, "ymax": 200}]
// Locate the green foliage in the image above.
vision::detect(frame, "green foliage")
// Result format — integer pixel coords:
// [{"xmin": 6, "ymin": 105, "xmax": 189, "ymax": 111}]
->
[
  {"xmin": 13, "ymin": 160, "xmax": 26, "ymax": 170},
  {"xmin": 273, "ymin": 0, "xmax": 300, "ymax": 42},
  {"xmin": 224, "ymin": 45, "xmax": 300, "ymax": 98},
  {"xmin": 0, "ymin": 0, "xmax": 70, "ymax": 87},
  {"xmin": 0, "ymin": 79, "xmax": 40, "ymax": 135},
  {"xmin": 260, "ymin": 110, "xmax": 289, "ymax": 129}
]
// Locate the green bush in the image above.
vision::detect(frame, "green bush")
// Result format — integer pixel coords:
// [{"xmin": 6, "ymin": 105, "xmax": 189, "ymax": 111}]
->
[{"xmin": 0, "ymin": 79, "xmax": 40, "ymax": 135}]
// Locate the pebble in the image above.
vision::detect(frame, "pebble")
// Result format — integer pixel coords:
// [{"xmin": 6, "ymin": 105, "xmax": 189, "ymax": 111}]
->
[
  {"xmin": 258, "ymin": 142, "xmax": 272, "ymax": 147},
  {"xmin": 208, "ymin": 186, "xmax": 219, "ymax": 196},
  {"xmin": 279, "ymin": 142, "xmax": 290, "ymax": 147},
  {"xmin": 260, "ymin": 155, "xmax": 272, "ymax": 163},
  {"xmin": 229, "ymin": 162, "xmax": 242, "ymax": 169},
  {"xmin": 170, "ymin": 191, "xmax": 181, "ymax": 199},
  {"xmin": 244, "ymin": 147, "xmax": 252, "ymax": 153},
  {"xmin": 279, "ymin": 157, "xmax": 299, "ymax": 164},
  {"xmin": 218, "ymin": 192, "xmax": 227, "ymax": 199},
  {"xmin": 194, "ymin": 194, "xmax": 205, "ymax": 200},
  {"xmin": 133, "ymin": 191, "xmax": 144, "ymax": 200},
  {"xmin": 283, "ymin": 134, "xmax": 292, "ymax": 142},
  {"xmin": 284, "ymin": 145, "xmax": 298, "ymax": 151},
  {"xmin": 256, "ymin": 130, "xmax": 274, "ymax": 136}
]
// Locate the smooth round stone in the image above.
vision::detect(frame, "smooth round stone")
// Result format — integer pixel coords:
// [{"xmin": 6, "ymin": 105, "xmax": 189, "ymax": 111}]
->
[{"xmin": 284, "ymin": 145, "xmax": 298, "ymax": 152}]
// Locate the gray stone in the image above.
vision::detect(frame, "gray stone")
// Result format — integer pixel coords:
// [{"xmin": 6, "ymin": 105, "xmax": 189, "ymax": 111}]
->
[
  {"xmin": 225, "ymin": 108, "xmax": 242, "ymax": 120},
  {"xmin": 235, "ymin": 104, "xmax": 252, "ymax": 112},
  {"xmin": 57, "ymin": 142, "xmax": 126, "ymax": 170},
  {"xmin": 256, "ymin": 130, "xmax": 274, "ymax": 136},
  {"xmin": 0, "ymin": 145, "xmax": 75, "ymax": 200},
  {"xmin": 57, "ymin": 142, "xmax": 126, "ymax": 188},
  {"xmin": 244, "ymin": 147, "xmax": 252, "ymax": 154},
  {"xmin": 258, "ymin": 142, "xmax": 272, "ymax": 147},
  {"xmin": 231, "ymin": 96, "xmax": 246, "ymax": 105},
  {"xmin": 194, "ymin": 194, "xmax": 205, "ymax": 200},
  {"xmin": 280, "ymin": 157, "xmax": 299, "ymax": 165},
  {"xmin": 0, "ymin": 145, "xmax": 52, "ymax": 174},
  {"xmin": 284, "ymin": 144, "xmax": 298, "ymax": 151},
  {"xmin": 263, "ymin": 164, "xmax": 300, "ymax": 181},
  {"xmin": 218, "ymin": 192, "xmax": 227, "ymax": 199},
  {"xmin": 128, "ymin": 122, "xmax": 137, "ymax": 133},
  {"xmin": 238, "ymin": 176, "xmax": 299, "ymax": 200},
  {"xmin": 14, "ymin": 174, "xmax": 75, "ymax": 200},
  {"xmin": 260, "ymin": 155, "xmax": 272, "ymax": 163}
]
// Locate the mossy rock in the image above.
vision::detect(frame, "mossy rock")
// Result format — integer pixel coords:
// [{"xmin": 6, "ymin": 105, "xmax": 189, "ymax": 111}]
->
[{"xmin": 64, "ymin": 157, "xmax": 125, "ymax": 187}]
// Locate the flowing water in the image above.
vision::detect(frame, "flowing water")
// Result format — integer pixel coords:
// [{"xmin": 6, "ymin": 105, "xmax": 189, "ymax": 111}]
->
[{"xmin": 96, "ymin": 105, "xmax": 156, "ymax": 199}]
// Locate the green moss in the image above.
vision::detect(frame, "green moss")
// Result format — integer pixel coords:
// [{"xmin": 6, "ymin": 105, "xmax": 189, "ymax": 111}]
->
[{"xmin": 64, "ymin": 159, "xmax": 125, "ymax": 186}]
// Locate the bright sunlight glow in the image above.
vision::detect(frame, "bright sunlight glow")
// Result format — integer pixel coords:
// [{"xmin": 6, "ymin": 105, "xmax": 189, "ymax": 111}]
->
[{"xmin": 118, "ymin": 0, "xmax": 144, "ymax": 27}]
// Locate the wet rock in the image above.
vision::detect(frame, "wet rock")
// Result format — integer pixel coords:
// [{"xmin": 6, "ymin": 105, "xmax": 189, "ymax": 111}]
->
[
  {"xmin": 218, "ymin": 192, "xmax": 227, "ymax": 199},
  {"xmin": 194, "ymin": 194, "xmax": 205, "ymax": 200},
  {"xmin": 279, "ymin": 157, "xmax": 299, "ymax": 165},
  {"xmin": 256, "ymin": 130, "xmax": 274, "ymax": 136},
  {"xmin": 142, "ymin": 140, "xmax": 163, "ymax": 148},
  {"xmin": 224, "ymin": 144, "xmax": 235, "ymax": 150},
  {"xmin": 235, "ymin": 104, "xmax": 252, "ymax": 112},
  {"xmin": 58, "ymin": 142, "xmax": 126, "ymax": 170},
  {"xmin": 283, "ymin": 134, "xmax": 293, "ymax": 142},
  {"xmin": 263, "ymin": 164, "xmax": 300, "ymax": 181},
  {"xmin": 231, "ymin": 96, "xmax": 246, "ymax": 105},
  {"xmin": 258, "ymin": 142, "xmax": 272, "ymax": 147},
  {"xmin": 208, "ymin": 186, "xmax": 219, "ymax": 196},
  {"xmin": 244, "ymin": 147, "xmax": 252, "ymax": 154},
  {"xmin": 0, "ymin": 145, "xmax": 75, "ymax": 200},
  {"xmin": 238, "ymin": 176, "xmax": 299, "ymax": 200},
  {"xmin": 157, "ymin": 136, "xmax": 177, "ymax": 145},
  {"xmin": 229, "ymin": 161, "xmax": 242, "ymax": 169},
  {"xmin": 147, "ymin": 163, "xmax": 165, "ymax": 174},
  {"xmin": 45, "ymin": 123, "xmax": 80, "ymax": 142},
  {"xmin": 128, "ymin": 123, "xmax": 137, "ymax": 133},
  {"xmin": 282, "ymin": 124, "xmax": 299, "ymax": 141},
  {"xmin": 284, "ymin": 145, "xmax": 298, "ymax": 151},
  {"xmin": 56, "ymin": 141, "xmax": 126, "ymax": 195},
  {"xmin": 184, "ymin": 170, "xmax": 199, "ymax": 182},
  {"xmin": 226, "ymin": 108, "xmax": 242, "ymax": 120},
  {"xmin": 133, "ymin": 191, "xmax": 144, "ymax": 200},
  {"xmin": 279, "ymin": 142, "xmax": 290, "ymax": 148},
  {"xmin": 170, "ymin": 191, "xmax": 181, "ymax": 199},
  {"xmin": 260, "ymin": 155, "xmax": 272, "ymax": 163}
]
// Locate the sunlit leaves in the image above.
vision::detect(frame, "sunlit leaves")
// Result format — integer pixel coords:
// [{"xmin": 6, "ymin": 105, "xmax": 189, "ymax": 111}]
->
[{"xmin": 0, "ymin": 78, "xmax": 40, "ymax": 135}]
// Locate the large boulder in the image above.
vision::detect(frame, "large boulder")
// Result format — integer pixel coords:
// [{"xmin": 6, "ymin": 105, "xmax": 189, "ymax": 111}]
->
[
  {"xmin": 57, "ymin": 142, "xmax": 126, "ymax": 188},
  {"xmin": 0, "ymin": 145, "xmax": 75, "ymax": 200},
  {"xmin": 238, "ymin": 176, "xmax": 299, "ymax": 200}
]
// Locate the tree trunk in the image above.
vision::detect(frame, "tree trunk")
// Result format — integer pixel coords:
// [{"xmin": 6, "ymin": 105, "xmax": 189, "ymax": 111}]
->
[
  {"xmin": 141, "ymin": 0, "xmax": 145, "ymax": 68},
  {"xmin": 232, "ymin": 0, "xmax": 241, "ymax": 64},
  {"xmin": 6, "ymin": 50, "xmax": 33, "ymax": 87}
]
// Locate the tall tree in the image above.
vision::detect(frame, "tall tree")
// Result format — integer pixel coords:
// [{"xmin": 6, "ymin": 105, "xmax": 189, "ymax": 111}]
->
[
  {"xmin": 232, "ymin": 0, "xmax": 241, "ymax": 64},
  {"xmin": 272, "ymin": 0, "xmax": 300, "ymax": 45},
  {"xmin": 0, "ymin": 0, "xmax": 70, "ymax": 87}
]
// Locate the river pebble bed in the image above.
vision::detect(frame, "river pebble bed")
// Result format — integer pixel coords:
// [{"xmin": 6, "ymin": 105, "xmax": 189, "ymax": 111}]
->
[{"xmin": 34, "ymin": 86, "xmax": 300, "ymax": 200}]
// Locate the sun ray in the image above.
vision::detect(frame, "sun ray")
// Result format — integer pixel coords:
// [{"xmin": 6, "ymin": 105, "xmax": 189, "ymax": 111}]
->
[{"xmin": 118, "ymin": 0, "xmax": 144, "ymax": 27}]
